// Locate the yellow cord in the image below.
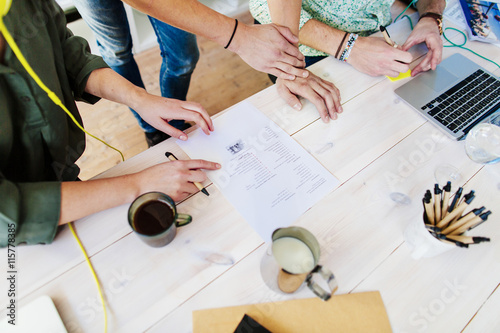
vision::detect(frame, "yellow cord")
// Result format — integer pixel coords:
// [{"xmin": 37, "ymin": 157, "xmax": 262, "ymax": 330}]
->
[
  {"xmin": 0, "ymin": 18, "xmax": 125, "ymax": 161},
  {"xmin": 69, "ymin": 223, "xmax": 108, "ymax": 333},
  {"xmin": 0, "ymin": 0, "xmax": 11, "ymax": 17}
]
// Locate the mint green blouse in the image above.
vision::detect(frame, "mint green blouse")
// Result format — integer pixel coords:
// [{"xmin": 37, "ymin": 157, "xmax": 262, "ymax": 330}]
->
[{"xmin": 249, "ymin": 0, "xmax": 397, "ymax": 56}]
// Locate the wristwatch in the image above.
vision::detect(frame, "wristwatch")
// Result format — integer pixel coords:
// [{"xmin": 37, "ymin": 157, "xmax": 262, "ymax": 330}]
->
[{"xmin": 419, "ymin": 12, "xmax": 443, "ymax": 35}]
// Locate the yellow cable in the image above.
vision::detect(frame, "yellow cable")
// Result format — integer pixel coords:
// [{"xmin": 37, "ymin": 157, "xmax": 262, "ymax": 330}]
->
[
  {"xmin": 0, "ymin": 19, "xmax": 125, "ymax": 161},
  {"xmin": 0, "ymin": 0, "xmax": 12, "ymax": 17},
  {"xmin": 69, "ymin": 222, "xmax": 108, "ymax": 333}
]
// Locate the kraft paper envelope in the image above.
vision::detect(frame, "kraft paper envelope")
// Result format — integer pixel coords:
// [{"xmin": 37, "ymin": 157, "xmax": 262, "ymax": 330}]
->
[{"xmin": 193, "ymin": 291, "xmax": 392, "ymax": 332}]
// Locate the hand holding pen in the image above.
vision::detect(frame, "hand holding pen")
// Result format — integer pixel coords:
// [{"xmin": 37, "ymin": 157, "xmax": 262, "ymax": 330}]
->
[
  {"xmin": 131, "ymin": 156, "xmax": 220, "ymax": 202},
  {"xmin": 380, "ymin": 25, "xmax": 398, "ymax": 47},
  {"xmin": 166, "ymin": 152, "xmax": 211, "ymax": 196},
  {"xmin": 376, "ymin": 25, "xmax": 412, "ymax": 78}
]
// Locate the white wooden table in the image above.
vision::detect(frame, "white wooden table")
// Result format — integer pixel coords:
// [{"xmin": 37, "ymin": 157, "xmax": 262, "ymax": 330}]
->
[{"xmin": 1, "ymin": 19, "xmax": 500, "ymax": 333}]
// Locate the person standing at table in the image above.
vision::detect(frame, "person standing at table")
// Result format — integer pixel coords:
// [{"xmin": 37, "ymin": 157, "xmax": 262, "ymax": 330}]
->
[
  {"xmin": 74, "ymin": 0, "xmax": 343, "ymax": 142},
  {"xmin": 249, "ymin": 0, "xmax": 445, "ymax": 117},
  {"xmin": 0, "ymin": 0, "xmax": 220, "ymax": 247},
  {"xmin": 73, "ymin": 0, "xmax": 199, "ymax": 147},
  {"xmin": 121, "ymin": 0, "xmax": 310, "ymax": 80},
  {"xmin": 115, "ymin": 0, "xmax": 343, "ymax": 124}
]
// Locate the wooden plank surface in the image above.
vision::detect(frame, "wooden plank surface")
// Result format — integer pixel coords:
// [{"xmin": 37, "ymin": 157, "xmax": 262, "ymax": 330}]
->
[
  {"xmin": 463, "ymin": 283, "xmax": 500, "ymax": 333},
  {"xmin": 354, "ymin": 164, "xmax": 500, "ymax": 333},
  {"xmin": 151, "ymin": 122, "xmax": 492, "ymax": 332},
  {"xmin": 1, "ymin": 15, "xmax": 499, "ymax": 333}
]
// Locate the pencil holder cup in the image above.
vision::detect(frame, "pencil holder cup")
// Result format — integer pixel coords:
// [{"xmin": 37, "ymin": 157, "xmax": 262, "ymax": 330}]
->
[{"xmin": 404, "ymin": 213, "xmax": 455, "ymax": 259}]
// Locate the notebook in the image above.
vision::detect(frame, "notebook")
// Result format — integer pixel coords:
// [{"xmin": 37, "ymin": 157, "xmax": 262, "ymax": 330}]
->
[
  {"xmin": 0, "ymin": 295, "xmax": 67, "ymax": 333},
  {"xmin": 394, "ymin": 53, "xmax": 500, "ymax": 140}
]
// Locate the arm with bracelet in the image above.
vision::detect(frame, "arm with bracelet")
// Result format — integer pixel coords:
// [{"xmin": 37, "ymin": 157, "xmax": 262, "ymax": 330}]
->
[
  {"xmin": 252, "ymin": 0, "xmax": 447, "ymax": 78},
  {"xmin": 251, "ymin": 0, "xmax": 414, "ymax": 78},
  {"xmin": 252, "ymin": 0, "xmax": 343, "ymax": 123},
  {"xmin": 122, "ymin": 0, "xmax": 308, "ymax": 81}
]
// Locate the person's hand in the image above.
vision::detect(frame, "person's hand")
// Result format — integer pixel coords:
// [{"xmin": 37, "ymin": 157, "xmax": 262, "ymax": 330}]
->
[
  {"xmin": 135, "ymin": 159, "xmax": 221, "ymax": 201},
  {"xmin": 134, "ymin": 92, "xmax": 214, "ymax": 141},
  {"xmin": 347, "ymin": 37, "xmax": 413, "ymax": 77},
  {"xmin": 229, "ymin": 23, "xmax": 309, "ymax": 80},
  {"xmin": 401, "ymin": 18, "xmax": 443, "ymax": 76},
  {"xmin": 276, "ymin": 71, "xmax": 342, "ymax": 122}
]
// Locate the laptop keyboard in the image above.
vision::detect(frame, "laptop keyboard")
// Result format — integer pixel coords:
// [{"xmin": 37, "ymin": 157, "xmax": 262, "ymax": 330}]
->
[{"xmin": 420, "ymin": 69, "xmax": 500, "ymax": 134}]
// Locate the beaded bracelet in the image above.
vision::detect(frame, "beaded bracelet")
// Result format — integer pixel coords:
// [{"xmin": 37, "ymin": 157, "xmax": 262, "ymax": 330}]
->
[{"xmin": 339, "ymin": 33, "xmax": 358, "ymax": 62}]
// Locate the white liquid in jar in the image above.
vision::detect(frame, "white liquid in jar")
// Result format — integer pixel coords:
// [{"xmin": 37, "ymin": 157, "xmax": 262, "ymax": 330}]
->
[{"xmin": 272, "ymin": 237, "xmax": 315, "ymax": 274}]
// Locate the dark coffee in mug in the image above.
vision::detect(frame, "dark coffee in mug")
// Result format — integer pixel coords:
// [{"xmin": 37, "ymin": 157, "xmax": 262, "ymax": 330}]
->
[
  {"xmin": 133, "ymin": 200, "xmax": 174, "ymax": 236},
  {"xmin": 129, "ymin": 192, "xmax": 192, "ymax": 247}
]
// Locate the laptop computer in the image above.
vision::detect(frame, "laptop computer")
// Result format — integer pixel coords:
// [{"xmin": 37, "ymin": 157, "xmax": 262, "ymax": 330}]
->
[{"xmin": 394, "ymin": 53, "xmax": 500, "ymax": 140}]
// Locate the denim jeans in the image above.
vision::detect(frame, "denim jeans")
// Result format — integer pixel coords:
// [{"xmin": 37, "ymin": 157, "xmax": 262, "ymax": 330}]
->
[{"xmin": 73, "ymin": 0, "xmax": 199, "ymax": 132}]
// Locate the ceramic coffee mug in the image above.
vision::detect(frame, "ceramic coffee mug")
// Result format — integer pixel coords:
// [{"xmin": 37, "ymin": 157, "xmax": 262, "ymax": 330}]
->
[
  {"xmin": 128, "ymin": 192, "xmax": 192, "ymax": 247},
  {"xmin": 271, "ymin": 226, "xmax": 338, "ymax": 301}
]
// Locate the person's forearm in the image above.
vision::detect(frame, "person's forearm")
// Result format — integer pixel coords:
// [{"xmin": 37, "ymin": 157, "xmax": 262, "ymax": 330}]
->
[
  {"xmin": 415, "ymin": 0, "xmax": 446, "ymax": 14},
  {"xmin": 59, "ymin": 174, "xmax": 140, "ymax": 224},
  {"xmin": 84, "ymin": 68, "xmax": 147, "ymax": 111},
  {"xmin": 122, "ymin": 0, "xmax": 308, "ymax": 79},
  {"xmin": 299, "ymin": 20, "xmax": 346, "ymax": 56},
  {"xmin": 267, "ymin": 0, "xmax": 302, "ymax": 37},
  {"xmin": 121, "ymin": 0, "xmax": 235, "ymax": 48}
]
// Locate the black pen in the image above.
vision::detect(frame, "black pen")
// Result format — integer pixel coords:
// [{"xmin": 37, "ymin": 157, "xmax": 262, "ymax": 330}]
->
[
  {"xmin": 434, "ymin": 184, "xmax": 443, "ymax": 223},
  {"xmin": 445, "ymin": 210, "xmax": 490, "ymax": 235},
  {"xmin": 441, "ymin": 182, "xmax": 452, "ymax": 218},
  {"xmin": 425, "ymin": 225, "xmax": 442, "ymax": 232},
  {"xmin": 436, "ymin": 191, "xmax": 475, "ymax": 229},
  {"xmin": 458, "ymin": 211, "xmax": 491, "ymax": 232},
  {"xmin": 450, "ymin": 190, "xmax": 475, "ymax": 224},
  {"xmin": 466, "ymin": 211, "xmax": 492, "ymax": 231},
  {"xmin": 446, "ymin": 235, "xmax": 490, "ymax": 244},
  {"xmin": 434, "ymin": 232, "xmax": 469, "ymax": 248},
  {"xmin": 165, "ymin": 152, "xmax": 209, "ymax": 196},
  {"xmin": 380, "ymin": 25, "xmax": 397, "ymax": 47},
  {"xmin": 423, "ymin": 190, "xmax": 435, "ymax": 224},
  {"xmin": 440, "ymin": 207, "xmax": 484, "ymax": 235},
  {"xmin": 442, "ymin": 236, "xmax": 469, "ymax": 248},
  {"xmin": 454, "ymin": 206, "xmax": 485, "ymax": 225},
  {"xmin": 447, "ymin": 187, "xmax": 463, "ymax": 213}
]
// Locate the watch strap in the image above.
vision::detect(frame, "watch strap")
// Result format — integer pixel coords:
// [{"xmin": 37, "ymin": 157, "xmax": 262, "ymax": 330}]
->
[{"xmin": 419, "ymin": 12, "xmax": 443, "ymax": 35}]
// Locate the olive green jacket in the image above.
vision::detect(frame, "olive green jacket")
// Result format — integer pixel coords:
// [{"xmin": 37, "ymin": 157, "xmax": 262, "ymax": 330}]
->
[{"xmin": 0, "ymin": 0, "xmax": 108, "ymax": 247}]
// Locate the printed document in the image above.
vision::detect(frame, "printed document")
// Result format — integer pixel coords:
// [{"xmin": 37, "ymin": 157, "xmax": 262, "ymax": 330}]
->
[{"xmin": 178, "ymin": 102, "xmax": 339, "ymax": 240}]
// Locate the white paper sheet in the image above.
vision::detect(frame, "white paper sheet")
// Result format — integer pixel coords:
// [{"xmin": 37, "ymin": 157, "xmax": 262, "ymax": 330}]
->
[
  {"xmin": 444, "ymin": 0, "xmax": 468, "ymax": 27},
  {"xmin": 177, "ymin": 102, "xmax": 340, "ymax": 240}
]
